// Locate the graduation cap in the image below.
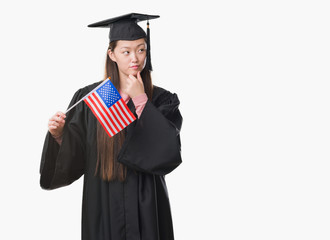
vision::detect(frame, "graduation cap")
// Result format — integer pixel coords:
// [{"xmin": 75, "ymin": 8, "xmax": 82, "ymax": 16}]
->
[{"xmin": 88, "ymin": 13, "xmax": 160, "ymax": 71}]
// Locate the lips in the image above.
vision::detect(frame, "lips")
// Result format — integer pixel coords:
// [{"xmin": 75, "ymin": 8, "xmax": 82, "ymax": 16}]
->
[{"xmin": 130, "ymin": 65, "xmax": 139, "ymax": 69}]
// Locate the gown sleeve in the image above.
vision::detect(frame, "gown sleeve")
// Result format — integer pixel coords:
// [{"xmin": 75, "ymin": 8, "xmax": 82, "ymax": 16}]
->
[
  {"xmin": 117, "ymin": 88, "xmax": 183, "ymax": 175},
  {"xmin": 39, "ymin": 88, "xmax": 87, "ymax": 190}
]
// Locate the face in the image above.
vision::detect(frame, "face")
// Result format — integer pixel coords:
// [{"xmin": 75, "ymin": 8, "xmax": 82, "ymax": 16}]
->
[{"xmin": 108, "ymin": 38, "xmax": 147, "ymax": 79}]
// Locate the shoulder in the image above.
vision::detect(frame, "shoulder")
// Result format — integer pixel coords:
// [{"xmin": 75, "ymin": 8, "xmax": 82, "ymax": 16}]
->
[
  {"xmin": 76, "ymin": 81, "xmax": 102, "ymax": 96},
  {"xmin": 152, "ymin": 85, "xmax": 180, "ymax": 108}
]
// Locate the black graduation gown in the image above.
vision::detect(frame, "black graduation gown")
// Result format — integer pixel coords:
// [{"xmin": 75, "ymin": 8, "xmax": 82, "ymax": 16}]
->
[{"xmin": 39, "ymin": 82, "xmax": 183, "ymax": 240}]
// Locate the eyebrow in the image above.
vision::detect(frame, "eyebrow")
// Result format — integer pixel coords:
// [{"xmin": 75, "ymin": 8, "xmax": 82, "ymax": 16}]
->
[{"xmin": 120, "ymin": 43, "xmax": 146, "ymax": 49}]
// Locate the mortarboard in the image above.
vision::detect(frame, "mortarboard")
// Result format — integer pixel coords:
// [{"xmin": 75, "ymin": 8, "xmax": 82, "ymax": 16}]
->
[{"xmin": 88, "ymin": 13, "xmax": 160, "ymax": 71}]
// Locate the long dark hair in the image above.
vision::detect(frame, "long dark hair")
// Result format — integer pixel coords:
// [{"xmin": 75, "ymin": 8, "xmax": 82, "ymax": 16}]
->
[{"xmin": 95, "ymin": 40, "xmax": 153, "ymax": 181}]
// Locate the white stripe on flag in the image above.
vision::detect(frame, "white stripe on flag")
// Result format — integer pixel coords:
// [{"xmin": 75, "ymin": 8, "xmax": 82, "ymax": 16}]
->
[
  {"xmin": 89, "ymin": 94, "xmax": 118, "ymax": 134},
  {"xmin": 85, "ymin": 97, "xmax": 114, "ymax": 136}
]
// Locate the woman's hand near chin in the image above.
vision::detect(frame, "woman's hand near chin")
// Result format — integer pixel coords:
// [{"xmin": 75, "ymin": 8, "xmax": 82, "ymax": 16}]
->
[{"xmin": 123, "ymin": 71, "xmax": 145, "ymax": 98}]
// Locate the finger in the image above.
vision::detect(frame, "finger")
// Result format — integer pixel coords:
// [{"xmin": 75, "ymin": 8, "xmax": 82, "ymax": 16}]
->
[
  {"xmin": 52, "ymin": 112, "xmax": 65, "ymax": 121},
  {"xmin": 56, "ymin": 112, "xmax": 66, "ymax": 119},
  {"xmin": 49, "ymin": 117, "xmax": 59, "ymax": 125},
  {"xmin": 56, "ymin": 116, "xmax": 65, "ymax": 123},
  {"xmin": 137, "ymin": 71, "xmax": 143, "ymax": 83},
  {"xmin": 56, "ymin": 111, "xmax": 64, "ymax": 116},
  {"xmin": 50, "ymin": 114, "xmax": 62, "ymax": 122},
  {"xmin": 49, "ymin": 120, "xmax": 60, "ymax": 127},
  {"xmin": 128, "ymin": 74, "xmax": 137, "ymax": 81},
  {"xmin": 51, "ymin": 115, "xmax": 65, "ymax": 123}
]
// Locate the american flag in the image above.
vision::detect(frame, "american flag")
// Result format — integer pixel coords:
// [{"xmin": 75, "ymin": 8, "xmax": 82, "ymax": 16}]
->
[{"xmin": 83, "ymin": 78, "xmax": 136, "ymax": 137}]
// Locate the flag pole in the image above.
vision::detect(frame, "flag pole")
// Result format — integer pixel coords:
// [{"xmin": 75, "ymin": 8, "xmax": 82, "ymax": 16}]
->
[
  {"xmin": 65, "ymin": 97, "xmax": 86, "ymax": 114},
  {"xmin": 65, "ymin": 78, "xmax": 110, "ymax": 114}
]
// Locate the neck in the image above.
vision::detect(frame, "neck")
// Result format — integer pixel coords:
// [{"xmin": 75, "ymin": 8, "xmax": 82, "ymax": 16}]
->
[{"xmin": 118, "ymin": 72, "xmax": 127, "ymax": 91}]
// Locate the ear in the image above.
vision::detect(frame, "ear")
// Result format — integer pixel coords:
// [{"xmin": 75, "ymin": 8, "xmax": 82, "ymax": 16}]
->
[{"xmin": 108, "ymin": 49, "xmax": 116, "ymax": 62}]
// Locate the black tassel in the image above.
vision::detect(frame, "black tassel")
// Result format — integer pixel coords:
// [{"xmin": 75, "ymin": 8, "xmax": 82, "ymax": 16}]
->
[{"xmin": 146, "ymin": 20, "xmax": 152, "ymax": 71}]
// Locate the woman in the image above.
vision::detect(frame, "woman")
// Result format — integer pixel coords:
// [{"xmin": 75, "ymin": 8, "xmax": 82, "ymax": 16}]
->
[{"xmin": 40, "ymin": 13, "xmax": 183, "ymax": 240}]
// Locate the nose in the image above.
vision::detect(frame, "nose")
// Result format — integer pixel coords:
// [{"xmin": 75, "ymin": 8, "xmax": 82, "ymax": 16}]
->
[{"xmin": 131, "ymin": 52, "xmax": 138, "ymax": 63}]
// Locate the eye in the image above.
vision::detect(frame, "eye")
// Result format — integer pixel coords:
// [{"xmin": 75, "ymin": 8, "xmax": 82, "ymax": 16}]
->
[
  {"xmin": 138, "ymin": 48, "xmax": 145, "ymax": 53},
  {"xmin": 123, "ymin": 51, "xmax": 129, "ymax": 55}
]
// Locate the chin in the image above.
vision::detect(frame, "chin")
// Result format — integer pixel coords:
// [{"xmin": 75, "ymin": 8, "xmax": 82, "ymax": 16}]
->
[{"xmin": 129, "ymin": 69, "xmax": 139, "ymax": 76}]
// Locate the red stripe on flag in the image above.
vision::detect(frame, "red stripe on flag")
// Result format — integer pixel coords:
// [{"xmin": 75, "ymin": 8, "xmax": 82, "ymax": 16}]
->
[
  {"xmin": 84, "ymin": 97, "xmax": 115, "ymax": 137},
  {"xmin": 92, "ymin": 92, "xmax": 122, "ymax": 132}
]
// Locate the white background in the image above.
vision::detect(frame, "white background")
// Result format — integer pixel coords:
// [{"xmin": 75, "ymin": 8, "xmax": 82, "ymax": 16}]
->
[{"xmin": 0, "ymin": 0, "xmax": 330, "ymax": 239}]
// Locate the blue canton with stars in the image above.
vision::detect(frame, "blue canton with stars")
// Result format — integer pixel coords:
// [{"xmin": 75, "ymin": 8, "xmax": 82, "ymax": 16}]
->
[{"xmin": 96, "ymin": 80, "xmax": 121, "ymax": 108}]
